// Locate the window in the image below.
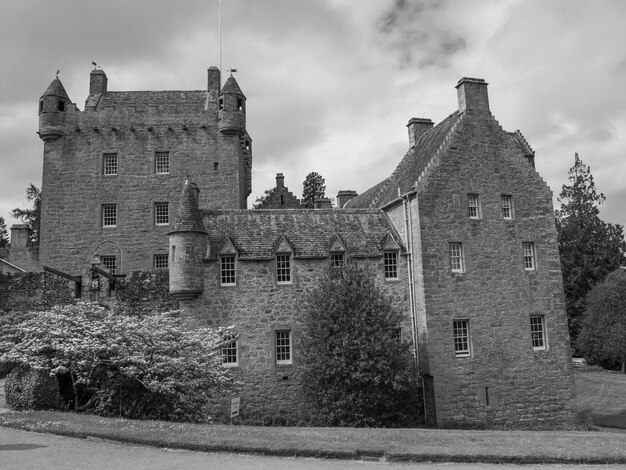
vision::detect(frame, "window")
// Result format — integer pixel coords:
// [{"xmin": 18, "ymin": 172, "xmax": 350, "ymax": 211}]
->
[
  {"xmin": 39, "ymin": 99, "xmax": 43, "ymax": 113},
  {"xmin": 275, "ymin": 330, "xmax": 292, "ymax": 364},
  {"xmin": 530, "ymin": 315, "xmax": 546, "ymax": 350},
  {"xmin": 214, "ymin": 162, "xmax": 219, "ymax": 171},
  {"xmin": 276, "ymin": 254, "xmax": 292, "ymax": 284},
  {"xmin": 468, "ymin": 194, "xmax": 480, "ymax": 219},
  {"xmin": 222, "ymin": 335, "xmax": 238, "ymax": 366},
  {"xmin": 389, "ymin": 328, "xmax": 402, "ymax": 344},
  {"xmin": 449, "ymin": 242, "xmax": 464, "ymax": 273},
  {"xmin": 218, "ymin": 98, "xmax": 224, "ymax": 111},
  {"xmin": 154, "ymin": 202, "xmax": 169, "ymax": 225},
  {"xmin": 220, "ymin": 255, "xmax": 236, "ymax": 286},
  {"xmin": 103, "ymin": 153, "xmax": 118, "ymax": 175},
  {"xmin": 102, "ymin": 204, "xmax": 117, "ymax": 227},
  {"xmin": 237, "ymin": 98, "xmax": 244, "ymax": 111},
  {"xmin": 101, "ymin": 255, "xmax": 117, "ymax": 274},
  {"xmin": 330, "ymin": 252, "xmax": 344, "ymax": 278},
  {"xmin": 384, "ymin": 251, "xmax": 398, "ymax": 280},
  {"xmin": 154, "ymin": 254, "xmax": 168, "ymax": 269},
  {"xmin": 57, "ymin": 101, "xmax": 65, "ymax": 112},
  {"xmin": 501, "ymin": 195, "xmax": 513, "ymax": 219},
  {"xmin": 453, "ymin": 319, "xmax": 471, "ymax": 357},
  {"xmin": 523, "ymin": 242, "xmax": 535, "ymax": 271},
  {"xmin": 155, "ymin": 151, "xmax": 170, "ymax": 174}
]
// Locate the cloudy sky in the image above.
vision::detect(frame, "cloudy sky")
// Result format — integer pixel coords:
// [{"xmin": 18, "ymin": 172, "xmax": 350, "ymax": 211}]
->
[{"xmin": 1, "ymin": 0, "xmax": 625, "ymax": 235}]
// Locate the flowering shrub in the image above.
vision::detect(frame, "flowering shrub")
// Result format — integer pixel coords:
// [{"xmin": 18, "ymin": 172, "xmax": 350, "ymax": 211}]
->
[
  {"xmin": 0, "ymin": 303, "xmax": 237, "ymax": 422},
  {"xmin": 5, "ymin": 365, "xmax": 63, "ymax": 410}
]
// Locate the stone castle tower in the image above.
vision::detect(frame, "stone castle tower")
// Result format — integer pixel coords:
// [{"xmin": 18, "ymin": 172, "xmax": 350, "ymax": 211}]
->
[{"xmin": 37, "ymin": 67, "xmax": 251, "ymax": 277}]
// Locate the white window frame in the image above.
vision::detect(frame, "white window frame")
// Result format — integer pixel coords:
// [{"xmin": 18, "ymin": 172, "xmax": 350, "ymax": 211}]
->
[
  {"xmin": 154, "ymin": 254, "xmax": 168, "ymax": 269},
  {"xmin": 222, "ymin": 335, "xmax": 238, "ymax": 367},
  {"xmin": 468, "ymin": 194, "xmax": 480, "ymax": 219},
  {"xmin": 530, "ymin": 315, "xmax": 547, "ymax": 350},
  {"xmin": 276, "ymin": 254, "xmax": 292, "ymax": 284},
  {"xmin": 449, "ymin": 242, "xmax": 464, "ymax": 273},
  {"xmin": 155, "ymin": 151, "xmax": 170, "ymax": 175},
  {"xmin": 102, "ymin": 204, "xmax": 117, "ymax": 227},
  {"xmin": 501, "ymin": 195, "xmax": 513, "ymax": 220},
  {"xmin": 453, "ymin": 319, "xmax": 471, "ymax": 357},
  {"xmin": 523, "ymin": 242, "xmax": 536, "ymax": 271},
  {"xmin": 384, "ymin": 251, "xmax": 399, "ymax": 280},
  {"xmin": 103, "ymin": 153, "xmax": 118, "ymax": 176},
  {"xmin": 275, "ymin": 330, "xmax": 292, "ymax": 365},
  {"xmin": 220, "ymin": 255, "xmax": 236, "ymax": 286},
  {"xmin": 154, "ymin": 202, "xmax": 169, "ymax": 226}
]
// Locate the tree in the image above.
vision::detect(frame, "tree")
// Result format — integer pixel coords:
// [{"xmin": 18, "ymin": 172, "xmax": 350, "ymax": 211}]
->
[
  {"xmin": 556, "ymin": 153, "xmax": 626, "ymax": 347},
  {"xmin": 11, "ymin": 183, "xmax": 41, "ymax": 245},
  {"xmin": 300, "ymin": 264, "xmax": 420, "ymax": 427},
  {"xmin": 0, "ymin": 216, "xmax": 8, "ymax": 248},
  {"xmin": 301, "ymin": 172, "xmax": 326, "ymax": 208},
  {"xmin": 0, "ymin": 303, "xmax": 237, "ymax": 422},
  {"xmin": 252, "ymin": 189, "xmax": 272, "ymax": 209},
  {"xmin": 577, "ymin": 269, "xmax": 626, "ymax": 373}
]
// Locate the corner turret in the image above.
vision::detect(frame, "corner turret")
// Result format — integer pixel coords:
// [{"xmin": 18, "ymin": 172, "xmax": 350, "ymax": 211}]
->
[
  {"xmin": 217, "ymin": 74, "xmax": 246, "ymax": 135},
  {"xmin": 38, "ymin": 77, "xmax": 72, "ymax": 142},
  {"xmin": 168, "ymin": 179, "xmax": 207, "ymax": 300}
]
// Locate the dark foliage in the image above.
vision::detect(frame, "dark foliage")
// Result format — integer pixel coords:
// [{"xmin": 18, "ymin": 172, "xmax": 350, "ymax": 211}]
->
[
  {"xmin": 577, "ymin": 269, "xmax": 626, "ymax": 372},
  {"xmin": 300, "ymin": 264, "xmax": 421, "ymax": 427},
  {"xmin": 11, "ymin": 183, "xmax": 41, "ymax": 246},
  {"xmin": 0, "ymin": 216, "xmax": 8, "ymax": 248},
  {"xmin": 301, "ymin": 172, "xmax": 326, "ymax": 208},
  {"xmin": 5, "ymin": 365, "xmax": 63, "ymax": 411},
  {"xmin": 556, "ymin": 153, "xmax": 626, "ymax": 347}
]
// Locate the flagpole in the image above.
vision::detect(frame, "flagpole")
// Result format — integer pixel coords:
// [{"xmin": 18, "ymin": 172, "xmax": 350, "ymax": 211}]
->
[{"xmin": 219, "ymin": 0, "xmax": 222, "ymax": 87}]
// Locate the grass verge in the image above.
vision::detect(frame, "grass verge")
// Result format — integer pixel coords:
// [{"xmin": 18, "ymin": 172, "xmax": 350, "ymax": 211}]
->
[{"xmin": 1, "ymin": 411, "xmax": 626, "ymax": 464}]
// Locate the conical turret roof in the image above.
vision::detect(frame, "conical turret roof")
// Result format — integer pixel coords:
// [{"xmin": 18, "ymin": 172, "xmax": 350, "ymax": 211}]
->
[
  {"xmin": 41, "ymin": 78, "xmax": 71, "ymax": 101},
  {"xmin": 220, "ymin": 75, "xmax": 245, "ymax": 97},
  {"xmin": 170, "ymin": 180, "xmax": 207, "ymax": 233}
]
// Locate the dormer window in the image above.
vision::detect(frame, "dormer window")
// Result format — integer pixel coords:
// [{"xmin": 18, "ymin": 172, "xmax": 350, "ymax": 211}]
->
[{"xmin": 276, "ymin": 254, "xmax": 292, "ymax": 284}]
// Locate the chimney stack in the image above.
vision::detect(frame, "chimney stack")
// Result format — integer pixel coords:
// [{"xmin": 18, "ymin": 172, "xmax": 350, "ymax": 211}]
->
[
  {"xmin": 407, "ymin": 118, "xmax": 434, "ymax": 147},
  {"xmin": 89, "ymin": 69, "xmax": 108, "ymax": 95},
  {"xmin": 337, "ymin": 190, "xmax": 358, "ymax": 208},
  {"xmin": 207, "ymin": 66, "xmax": 221, "ymax": 94},
  {"xmin": 456, "ymin": 77, "xmax": 489, "ymax": 114},
  {"xmin": 276, "ymin": 173, "xmax": 285, "ymax": 188},
  {"xmin": 314, "ymin": 198, "xmax": 333, "ymax": 209}
]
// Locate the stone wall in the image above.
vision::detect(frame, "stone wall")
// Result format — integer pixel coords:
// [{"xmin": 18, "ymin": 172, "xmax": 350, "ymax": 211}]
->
[
  {"xmin": 415, "ymin": 109, "xmax": 575, "ymax": 426},
  {"xmin": 180, "ymin": 254, "xmax": 411, "ymax": 421}
]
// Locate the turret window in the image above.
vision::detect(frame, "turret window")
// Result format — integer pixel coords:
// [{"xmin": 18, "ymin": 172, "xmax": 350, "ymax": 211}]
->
[
  {"xmin": 103, "ymin": 153, "xmax": 118, "ymax": 175},
  {"xmin": 155, "ymin": 151, "xmax": 170, "ymax": 174},
  {"xmin": 218, "ymin": 98, "xmax": 224, "ymax": 111},
  {"xmin": 57, "ymin": 101, "xmax": 65, "ymax": 112},
  {"xmin": 237, "ymin": 98, "xmax": 244, "ymax": 111},
  {"xmin": 39, "ymin": 99, "xmax": 43, "ymax": 113}
]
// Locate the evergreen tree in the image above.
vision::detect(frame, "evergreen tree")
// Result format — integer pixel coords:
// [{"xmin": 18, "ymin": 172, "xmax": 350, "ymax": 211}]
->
[
  {"xmin": 11, "ymin": 184, "xmax": 41, "ymax": 246},
  {"xmin": 301, "ymin": 172, "xmax": 326, "ymax": 208},
  {"xmin": 252, "ymin": 189, "xmax": 272, "ymax": 209},
  {"xmin": 0, "ymin": 216, "xmax": 8, "ymax": 248},
  {"xmin": 556, "ymin": 153, "xmax": 626, "ymax": 347},
  {"xmin": 300, "ymin": 264, "xmax": 420, "ymax": 427},
  {"xmin": 577, "ymin": 269, "xmax": 626, "ymax": 373}
]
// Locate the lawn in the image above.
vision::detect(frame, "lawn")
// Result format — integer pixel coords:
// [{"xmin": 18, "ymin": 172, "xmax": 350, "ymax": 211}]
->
[
  {"xmin": 575, "ymin": 370, "xmax": 626, "ymax": 429},
  {"xmin": 0, "ymin": 370, "xmax": 625, "ymax": 464}
]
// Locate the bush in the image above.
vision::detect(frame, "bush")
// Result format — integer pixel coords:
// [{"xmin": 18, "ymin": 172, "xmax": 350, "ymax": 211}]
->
[
  {"xmin": 300, "ymin": 264, "xmax": 421, "ymax": 427},
  {"xmin": 5, "ymin": 365, "xmax": 62, "ymax": 411}
]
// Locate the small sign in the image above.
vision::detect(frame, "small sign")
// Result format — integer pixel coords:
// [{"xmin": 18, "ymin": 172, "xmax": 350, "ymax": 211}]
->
[{"xmin": 230, "ymin": 397, "xmax": 240, "ymax": 418}]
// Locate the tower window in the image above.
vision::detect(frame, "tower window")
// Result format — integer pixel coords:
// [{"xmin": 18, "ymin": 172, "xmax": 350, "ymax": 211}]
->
[
  {"xmin": 57, "ymin": 101, "xmax": 65, "ymax": 112},
  {"xmin": 530, "ymin": 315, "xmax": 547, "ymax": 350},
  {"xmin": 39, "ymin": 99, "xmax": 43, "ymax": 113},
  {"xmin": 449, "ymin": 242, "xmax": 464, "ymax": 273},
  {"xmin": 501, "ymin": 195, "xmax": 514, "ymax": 219},
  {"xmin": 155, "ymin": 151, "xmax": 170, "ymax": 174},
  {"xmin": 453, "ymin": 319, "xmax": 471, "ymax": 357},
  {"xmin": 468, "ymin": 194, "xmax": 480, "ymax": 219},
  {"xmin": 523, "ymin": 242, "xmax": 536, "ymax": 271},
  {"xmin": 102, "ymin": 204, "xmax": 117, "ymax": 227},
  {"xmin": 275, "ymin": 330, "xmax": 292, "ymax": 365},
  {"xmin": 222, "ymin": 334, "xmax": 238, "ymax": 366},
  {"xmin": 103, "ymin": 153, "xmax": 118, "ymax": 175},
  {"xmin": 237, "ymin": 98, "xmax": 244, "ymax": 111},
  {"xmin": 154, "ymin": 202, "xmax": 169, "ymax": 225},
  {"xmin": 214, "ymin": 162, "xmax": 219, "ymax": 171},
  {"xmin": 218, "ymin": 98, "xmax": 224, "ymax": 111}
]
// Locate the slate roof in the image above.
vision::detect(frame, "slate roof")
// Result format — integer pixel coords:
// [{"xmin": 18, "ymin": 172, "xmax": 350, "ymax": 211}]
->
[
  {"xmin": 94, "ymin": 90, "xmax": 209, "ymax": 111},
  {"xmin": 203, "ymin": 209, "xmax": 404, "ymax": 260},
  {"xmin": 42, "ymin": 78, "xmax": 71, "ymax": 100},
  {"xmin": 346, "ymin": 112, "xmax": 461, "ymax": 209},
  {"xmin": 221, "ymin": 75, "xmax": 245, "ymax": 97},
  {"xmin": 170, "ymin": 182, "xmax": 206, "ymax": 233}
]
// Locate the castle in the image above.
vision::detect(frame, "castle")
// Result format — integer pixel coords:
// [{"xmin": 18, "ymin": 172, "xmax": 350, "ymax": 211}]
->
[{"xmin": 5, "ymin": 68, "xmax": 575, "ymax": 425}]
